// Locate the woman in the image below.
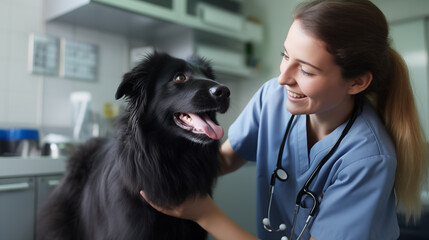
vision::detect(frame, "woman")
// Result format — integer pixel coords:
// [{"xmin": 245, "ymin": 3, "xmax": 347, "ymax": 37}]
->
[{"xmin": 142, "ymin": 0, "xmax": 428, "ymax": 239}]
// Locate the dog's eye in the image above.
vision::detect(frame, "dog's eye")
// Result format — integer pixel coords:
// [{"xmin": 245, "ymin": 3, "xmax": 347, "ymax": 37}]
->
[{"xmin": 174, "ymin": 73, "xmax": 188, "ymax": 82}]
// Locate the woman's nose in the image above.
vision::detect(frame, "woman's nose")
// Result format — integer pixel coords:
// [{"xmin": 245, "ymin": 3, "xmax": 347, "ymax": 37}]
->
[{"xmin": 278, "ymin": 62, "xmax": 294, "ymax": 85}]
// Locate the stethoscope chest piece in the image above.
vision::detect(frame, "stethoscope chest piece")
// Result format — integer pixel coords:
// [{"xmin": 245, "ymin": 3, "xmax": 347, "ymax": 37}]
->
[{"xmin": 275, "ymin": 168, "xmax": 288, "ymax": 181}]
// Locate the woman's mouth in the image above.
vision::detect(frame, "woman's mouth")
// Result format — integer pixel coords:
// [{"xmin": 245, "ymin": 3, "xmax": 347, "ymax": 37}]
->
[{"xmin": 287, "ymin": 90, "xmax": 306, "ymax": 98}]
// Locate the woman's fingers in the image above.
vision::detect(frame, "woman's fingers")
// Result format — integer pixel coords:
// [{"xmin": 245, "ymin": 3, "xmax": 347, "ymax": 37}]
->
[
  {"xmin": 139, "ymin": 190, "xmax": 212, "ymax": 221},
  {"xmin": 140, "ymin": 190, "xmax": 173, "ymax": 214},
  {"xmin": 139, "ymin": 190, "xmax": 191, "ymax": 219}
]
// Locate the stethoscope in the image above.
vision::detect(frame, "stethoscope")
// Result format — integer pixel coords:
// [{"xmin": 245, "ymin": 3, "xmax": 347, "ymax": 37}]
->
[{"xmin": 262, "ymin": 102, "xmax": 360, "ymax": 240}]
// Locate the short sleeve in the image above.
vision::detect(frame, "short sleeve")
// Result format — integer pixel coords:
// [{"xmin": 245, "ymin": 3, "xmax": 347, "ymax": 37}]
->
[
  {"xmin": 310, "ymin": 155, "xmax": 399, "ymax": 240},
  {"xmin": 228, "ymin": 80, "xmax": 272, "ymax": 162}
]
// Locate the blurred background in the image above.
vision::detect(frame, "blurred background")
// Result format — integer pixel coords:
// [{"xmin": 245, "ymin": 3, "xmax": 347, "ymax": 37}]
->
[{"xmin": 1, "ymin": 0, "xmax": 429, "ymax": 239}]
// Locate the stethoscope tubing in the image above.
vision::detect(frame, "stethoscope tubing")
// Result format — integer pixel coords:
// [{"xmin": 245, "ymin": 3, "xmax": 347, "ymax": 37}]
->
[
  {"xmin": 264, "ymin": 100, "xmax": 361, "ymax": 240},
  {"xmin": 275, "ymin": 114, "xmax": 295, "ymax": 179},
  {"xmin": 298, "ymin": 102, "xmax": 359, "ymax": 215}
]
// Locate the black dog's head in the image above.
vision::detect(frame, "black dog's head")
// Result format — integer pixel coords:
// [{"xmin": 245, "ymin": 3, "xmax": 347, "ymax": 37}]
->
[{"xmin": 115, "ymin": 52, "xmax": 230, "ymax": 144}]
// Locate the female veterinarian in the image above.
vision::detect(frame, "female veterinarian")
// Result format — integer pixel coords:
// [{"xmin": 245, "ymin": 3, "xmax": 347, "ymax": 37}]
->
[{"xmin": 141, "ymin": 0, "xmax": 429, "ymax": 239}]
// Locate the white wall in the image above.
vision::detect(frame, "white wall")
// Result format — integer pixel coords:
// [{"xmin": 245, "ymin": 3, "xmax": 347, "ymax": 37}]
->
[
  {"xmin": 390, "ymin": 19, "xmax": 429, "ymax": 141},
  {"xmin": 0, "ymin": 0, "xmax": 45, "ymax": 127},
  {"xmin": 42, "ymin": 22, "xmax": 129, "ymax": 129},
  {"xmin": 0, "ymin": 0, "xmax": 130, "ymax": 132}
]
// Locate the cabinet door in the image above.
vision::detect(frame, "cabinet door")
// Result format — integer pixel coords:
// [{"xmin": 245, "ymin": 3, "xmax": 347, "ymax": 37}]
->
[
  {"xmin": 0, "ymin": 177, "xmax": 36, "ymax": 240},
  {"xmin": 95, "ymin": 0, "xmax": 180, "ymax": 22},
  {"xmin": 35, "ymin": 175, "xmax": 63, "ymax": 238},
  {"xmin": 36, "ymin": 175, "xmax": 62, "ymax": 211}
]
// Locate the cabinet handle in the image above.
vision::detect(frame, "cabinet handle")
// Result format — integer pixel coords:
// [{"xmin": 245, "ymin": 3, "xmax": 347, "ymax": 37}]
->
[
  {"xmin": 0, "ymin": 182, "xmax": 30, "ymax": 192},
  {"xmin": 47, "ymin": 180, "xmax": 60, "ymax": 187}
]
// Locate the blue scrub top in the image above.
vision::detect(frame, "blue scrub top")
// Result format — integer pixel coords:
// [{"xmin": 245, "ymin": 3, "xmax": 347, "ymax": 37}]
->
[{"xmin": 228, "ymin": 78, "xmax": 399, "ymax": 240}]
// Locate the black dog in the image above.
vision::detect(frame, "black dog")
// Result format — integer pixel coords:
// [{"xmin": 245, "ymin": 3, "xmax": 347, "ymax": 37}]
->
[{"xmin": 36, "ymin": 52, "xmax": 230, "ymax": 240}]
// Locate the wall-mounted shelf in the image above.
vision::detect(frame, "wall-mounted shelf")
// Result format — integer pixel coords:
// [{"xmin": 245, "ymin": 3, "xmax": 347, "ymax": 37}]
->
[
  {"xmin": 44, "ymin": 0, "xmax": 263, "ymax": 78},
  {"xmin": 44, "ymin": 0, "xmax": 263, "ymax": 43}
]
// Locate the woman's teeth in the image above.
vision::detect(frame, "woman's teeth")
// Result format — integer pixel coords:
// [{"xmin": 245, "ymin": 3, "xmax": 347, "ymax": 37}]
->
[{"xmin": 288, "ymin": 90, "xmax": 306, "ymax": 98}]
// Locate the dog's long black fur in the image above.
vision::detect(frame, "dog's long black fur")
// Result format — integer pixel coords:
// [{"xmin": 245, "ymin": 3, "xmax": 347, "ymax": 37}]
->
[{"xmin": 36, "ymin": 52, "xmax": 230, "ymax": 240}]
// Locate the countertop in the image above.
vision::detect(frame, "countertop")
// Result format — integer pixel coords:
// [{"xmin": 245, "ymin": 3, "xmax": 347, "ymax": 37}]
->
[
  {"xmin": 0, "ymin": 156, "xmax": 66, "ymax": 178},
  {"xmin": 0, "ymin": 156, "xmax": 428, "ymax": 207}
]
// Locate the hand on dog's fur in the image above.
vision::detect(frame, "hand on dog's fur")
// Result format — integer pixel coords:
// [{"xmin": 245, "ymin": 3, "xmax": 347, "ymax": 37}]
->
[
  {"xmin": 140, "ymin": 190, "xmax": 260, "ymax": 240},
  {"xmin": 140, "ymin": 190, "xmax": 212, "ymax": 222}
]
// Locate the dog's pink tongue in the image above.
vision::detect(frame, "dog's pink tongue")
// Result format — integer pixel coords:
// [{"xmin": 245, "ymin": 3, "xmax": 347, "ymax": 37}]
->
[{"xmin": 188, "ymin": 113, "xmax": 224, "ymax": 140}]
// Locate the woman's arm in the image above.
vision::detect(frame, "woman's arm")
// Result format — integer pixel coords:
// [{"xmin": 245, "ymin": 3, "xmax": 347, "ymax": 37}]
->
[
  {"xmin": 140, "ymin": 191, "xmax": 259, "ymax": 240},
  {"xmin": 218, "ymin": 139, "xmax": 247, "ymax": 176}
]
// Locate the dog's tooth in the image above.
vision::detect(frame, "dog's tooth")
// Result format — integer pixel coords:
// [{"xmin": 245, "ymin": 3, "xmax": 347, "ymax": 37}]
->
[{"xmin": 182, "ymin": 114, "xmax": 192, "ymax": 123}]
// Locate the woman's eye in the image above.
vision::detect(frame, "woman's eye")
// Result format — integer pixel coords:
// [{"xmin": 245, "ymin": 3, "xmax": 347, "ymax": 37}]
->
[
  {"xmin": 280, "ymin": 52, "xmax": 289, "ymax": 60},
  {"xmin": 174, "ymin": 73, "xmax": 187, "ymax": 82},
  {"xmin": 300, "ymin": 66, "xmax": 315, "ymax": 76}
]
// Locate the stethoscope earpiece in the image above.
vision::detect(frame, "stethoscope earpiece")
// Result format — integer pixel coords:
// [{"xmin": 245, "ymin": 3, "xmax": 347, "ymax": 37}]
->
[
  {"xmin": 262, "ymin": 218, "xmax": 286, "ymax": 232},
  {"xmin": 262, "ymin": 217, "xmax": 270, "ymax": 226}
]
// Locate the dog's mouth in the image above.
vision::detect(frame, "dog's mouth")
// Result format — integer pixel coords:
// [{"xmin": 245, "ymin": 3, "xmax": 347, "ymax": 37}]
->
[{"xmin": 173, "ymin": 112, "xmax": 224, "ymax": 140}]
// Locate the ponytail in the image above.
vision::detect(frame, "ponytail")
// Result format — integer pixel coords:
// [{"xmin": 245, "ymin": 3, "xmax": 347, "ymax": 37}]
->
[{"xmin": 369, "ymin": 47, "xmax": 428, "ymax": 221}]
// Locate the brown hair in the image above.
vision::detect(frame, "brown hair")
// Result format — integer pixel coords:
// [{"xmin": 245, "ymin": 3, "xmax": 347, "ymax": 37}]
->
[{"xmin": 294, "ymin": 0, "xmax": 428, "ymax": 220}]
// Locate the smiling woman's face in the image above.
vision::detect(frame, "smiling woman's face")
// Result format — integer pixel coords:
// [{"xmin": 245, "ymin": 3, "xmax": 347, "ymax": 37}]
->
[{"xmin": 278, "ymin": 20, "xmax": 354, "ymax": 118}]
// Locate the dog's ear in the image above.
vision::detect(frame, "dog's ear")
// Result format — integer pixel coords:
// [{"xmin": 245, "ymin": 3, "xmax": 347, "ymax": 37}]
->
[
  {"xmin": 115, "ymin": 71, "xmax": 137, "ymax": 100},
  {"xmin": 115, "ymin": 52, "xmax": 160, "ymax": 100},
  {"xmin": 187, "ymin": 55, "xmax": 215, "ymax": 80}
]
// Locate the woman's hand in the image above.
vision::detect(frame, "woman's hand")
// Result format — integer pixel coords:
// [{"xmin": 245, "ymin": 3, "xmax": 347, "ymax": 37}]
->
[
  {"xmin": 139, "ymin": 191, "xmax": 212, "ymax": 222},
  {"xmin": 140, "ymin": 190, "xmax": 259, "ymax": 240}
]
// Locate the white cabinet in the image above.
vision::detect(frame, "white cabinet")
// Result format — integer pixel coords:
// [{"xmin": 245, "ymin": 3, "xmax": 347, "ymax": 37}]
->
[
  {"xmin": 36, "ymin": 175, "xmax": 62, "ymax": 212},
  {"xmin": 0, "ymin": 177, "xmax": 36, "ymax": 240},
  {"xmin": 0, "ymin": 175, "xmax": 63, "ymax": 240},
  {"xmin": 0, "ymin": 157, "xmax": 65, "ymax": 239}
]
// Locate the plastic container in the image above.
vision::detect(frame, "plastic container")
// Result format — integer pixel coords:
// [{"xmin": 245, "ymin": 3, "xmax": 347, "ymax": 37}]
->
[
  {"xmin": 1, "ymin": 128, "xmax": 40, "ymax": 157},
  {"xmin": 0, "ymin": 129, "xmax": 7, "ymax": 156}
]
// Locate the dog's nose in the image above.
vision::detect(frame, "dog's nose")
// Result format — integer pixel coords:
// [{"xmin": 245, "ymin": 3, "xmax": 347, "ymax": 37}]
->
[{"xmin": 209, "ymin": 85, "xmax": 230, "ymax": 99}]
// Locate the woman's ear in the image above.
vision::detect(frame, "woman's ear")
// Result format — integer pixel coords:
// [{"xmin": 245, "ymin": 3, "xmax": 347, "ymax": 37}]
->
[{"xmin": 348, "ymin": 72, "xmax": 373, "ymax": 95}]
